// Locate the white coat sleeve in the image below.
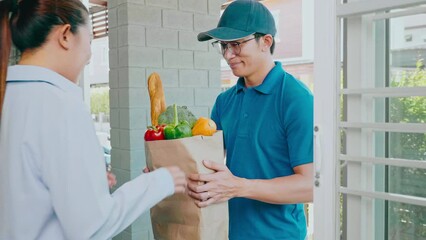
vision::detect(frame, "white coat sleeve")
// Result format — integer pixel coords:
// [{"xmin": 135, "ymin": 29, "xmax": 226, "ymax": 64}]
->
[{"xmin": 39, "ymin": 95, "xmax": 174, "ymax": 239}]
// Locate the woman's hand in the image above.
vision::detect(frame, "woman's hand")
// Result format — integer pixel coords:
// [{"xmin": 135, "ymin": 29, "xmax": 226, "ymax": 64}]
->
[
  {"xmin": 165, "ymin": 166, "xmax": 187, "ymax": 194},
  {"xmin": 107, "ymin": 171, "xmax": 117, "ymax": 189}
]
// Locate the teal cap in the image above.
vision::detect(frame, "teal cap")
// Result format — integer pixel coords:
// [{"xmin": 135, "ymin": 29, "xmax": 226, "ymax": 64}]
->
[{"xmin": 197, "ymin": 0, "xmax": 276, "ymax": 42}]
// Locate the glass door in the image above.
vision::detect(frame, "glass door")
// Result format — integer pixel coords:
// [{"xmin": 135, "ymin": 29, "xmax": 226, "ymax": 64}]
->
[{"xmin": 314, "ymin": 1, "xmax": 426, "ymax": 239}]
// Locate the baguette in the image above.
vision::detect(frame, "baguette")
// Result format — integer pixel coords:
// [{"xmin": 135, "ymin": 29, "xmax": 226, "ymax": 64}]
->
[{"xmin": 147, "ymin": 72, "xmax": 166, "ymax": 126}]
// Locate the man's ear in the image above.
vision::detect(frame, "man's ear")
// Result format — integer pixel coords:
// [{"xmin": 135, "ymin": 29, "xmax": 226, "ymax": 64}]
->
[
  {"xmin": 262, "ymin": 34, "xmax": 274, "ymax": 52},
  {"xmin": 58, "ymin": 24, "xmax": 72, "ymax": 50}
]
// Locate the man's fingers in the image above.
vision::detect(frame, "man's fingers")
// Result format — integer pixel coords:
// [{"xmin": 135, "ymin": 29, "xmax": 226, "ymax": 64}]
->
[
  {"xmin": 188, "ymin": 191, "xmax": 202, "ymax": 201},
  {"xmin": 189, "ymin": 172, "xmax": 217, "ymax": 182},
  {"xmin": 188, "ymin": 173, "xmax": 201, "ymax": 181},
  {"xmin": 194, "ymin": 196, "xmax": 216, "ymax": 208},
  {"xmin": 188, "ymin": 190, "xmax": 212, "ymax": 201},
  {"xmin": 194, "ymin": 182, "xmax": 213, "ymax": 193},
  {"xmin": 187, "ymin": 181, "xmax": 200, "ymax": 192},
  {"xmin": 203, "ymin": 160, "xmax": 227, "ymax": 172},
  {"xmin": 187, "ymin": 180, "xmax": 213, "ymax": 193},
  {"xmin": 189, "ymin": 161, "xmax": 227, "ymax": 181}
]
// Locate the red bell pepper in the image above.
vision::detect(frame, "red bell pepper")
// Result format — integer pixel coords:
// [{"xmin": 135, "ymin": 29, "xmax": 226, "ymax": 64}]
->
[{"xmin": 144, "ymin": 125, "xmax": 166, "ymax": 141}]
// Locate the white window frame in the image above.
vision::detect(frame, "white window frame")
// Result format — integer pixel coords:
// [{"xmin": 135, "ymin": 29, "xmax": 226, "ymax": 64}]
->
[
  {"xmin": 79, "ymin": 0, "xmax": 91, "ymax": 107},
  {"xmin": 314, "ymin": 0, "xmax": 426, "ymax": 239}
]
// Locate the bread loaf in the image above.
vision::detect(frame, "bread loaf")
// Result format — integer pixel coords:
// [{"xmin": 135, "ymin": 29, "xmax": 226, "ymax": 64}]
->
[{"xmin": 147, "ymin": 72, "xmax": 166, "ymax": 126}]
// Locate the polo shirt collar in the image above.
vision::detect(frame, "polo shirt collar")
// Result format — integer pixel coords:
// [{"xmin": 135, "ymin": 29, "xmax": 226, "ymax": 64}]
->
[
  {"xmin": 6, "ymin": 65, "xmax": 82, "ymax": 98},
  {"xmin": 235, "ymin": 78, "xmax": 246, "ymax": 93},
  {"xmin": 235, "ymin": 61, "xmax": 284, "ymax": 95}
]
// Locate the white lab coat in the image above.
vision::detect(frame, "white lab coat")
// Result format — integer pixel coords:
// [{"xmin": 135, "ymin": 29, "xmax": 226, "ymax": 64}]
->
[{"xmin": 0, "ymin": 65, "xmax": 174, "ymax": 240}]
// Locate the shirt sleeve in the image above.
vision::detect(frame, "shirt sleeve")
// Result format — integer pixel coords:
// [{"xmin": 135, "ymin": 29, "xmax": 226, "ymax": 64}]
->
[
  {"xmin": 210, "ymin": 96, "xmax": 222, "ymax": 131},
  {"xmin": 284, "ymin": 92, "xmax": 314, "ymax": 168},
  {"xmin": 40, "ymin": 96, "xmax": 174, "ymax": 239}
]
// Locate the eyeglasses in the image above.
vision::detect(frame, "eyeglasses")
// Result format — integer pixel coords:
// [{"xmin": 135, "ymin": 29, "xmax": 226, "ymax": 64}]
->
[{"xmin": 211, "ymin": 37, "xmax": 258, "ymax": 56}]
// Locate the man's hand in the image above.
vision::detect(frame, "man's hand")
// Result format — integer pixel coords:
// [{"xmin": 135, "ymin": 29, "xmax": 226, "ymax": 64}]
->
[{"xmin": 187, "ymin": 160, "xmax": 245, "ymax": 208}]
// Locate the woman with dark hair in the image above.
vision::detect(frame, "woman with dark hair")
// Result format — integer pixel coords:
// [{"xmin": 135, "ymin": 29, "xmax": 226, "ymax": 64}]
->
[{"xmin": 0, "ymin": 1, "xmax": 186, "ymax": 239}]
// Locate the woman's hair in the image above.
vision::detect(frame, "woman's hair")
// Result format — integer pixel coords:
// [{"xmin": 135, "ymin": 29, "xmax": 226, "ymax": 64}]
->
[{"xmin": 0, "ymin": 0, "xmax": 89, "ymax": 116}]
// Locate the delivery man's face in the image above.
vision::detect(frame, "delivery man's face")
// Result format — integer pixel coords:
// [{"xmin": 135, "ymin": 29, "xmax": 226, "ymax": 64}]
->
[{"xmin": 222, "ymin": 35, "xmax": 267, "ymax": 78}]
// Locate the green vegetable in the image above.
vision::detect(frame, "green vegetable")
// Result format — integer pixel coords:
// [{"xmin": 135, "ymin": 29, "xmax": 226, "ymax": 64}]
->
[
  {"xmin": 158, "ymin": 105, "xmax": 197, "ymax": 128},
  {"xmin": 163, "ymin": 104, "xmax": 193, "ymax": 140}
]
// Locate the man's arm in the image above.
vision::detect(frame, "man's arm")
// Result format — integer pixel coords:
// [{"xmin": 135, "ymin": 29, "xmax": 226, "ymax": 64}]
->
[
  {"xmin": 188, "ymin": 160, "xmax": 313, "ymax": 207},
  {"xmin": 242, "ymin": 163, "xmax": 313, "ymax": 204}
]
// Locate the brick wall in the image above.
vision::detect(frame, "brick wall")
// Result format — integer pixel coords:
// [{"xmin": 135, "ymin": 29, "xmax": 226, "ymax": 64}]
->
[{"xmin": 108, "ymin": 0, "xmax": 224, "ymax": 239}]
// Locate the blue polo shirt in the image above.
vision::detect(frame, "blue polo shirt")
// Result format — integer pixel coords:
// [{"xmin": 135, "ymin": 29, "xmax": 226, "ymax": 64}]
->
[{"xmin": 211, "ymin": 62, "xmax": 313, "ymax": 240}]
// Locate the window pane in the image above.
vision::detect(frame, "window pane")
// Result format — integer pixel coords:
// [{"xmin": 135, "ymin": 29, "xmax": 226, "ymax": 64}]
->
[
  {"xmin": 371, "ymin": 97, "xmax": 426, "ymax": 124},
  {"xmin": 388, "ymin": 164, "xmax": 426, "ymax": 197},
  {"xmin": 388, "ymin": 201, "xmax": 426, "ymax": 240},
  {"xmin": 390, "ymin": 97, "xmax": 426, "ymax": 124},
  {"xmin": 340, "ymin": 198, "xmax": 426, "ymax": 240},
  {"xmin": 390, "ymin": 14, "xmax": 426, "ymax": 87},
  {"xmin": 389, "ymin": 132, "xmax": 426, "ymax": 160},
  {"xmin": 388, "ymin": 13, "xmax": 426, "ymax": 240}
]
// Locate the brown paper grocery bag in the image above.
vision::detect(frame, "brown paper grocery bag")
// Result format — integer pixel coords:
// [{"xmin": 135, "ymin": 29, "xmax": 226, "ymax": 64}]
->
[{"xmin": 145, "ymin": 131, "xmax": 228, "ymax": 240}]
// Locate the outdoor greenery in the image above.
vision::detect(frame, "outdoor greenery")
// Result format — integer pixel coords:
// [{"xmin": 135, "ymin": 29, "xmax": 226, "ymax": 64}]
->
[
  {"xmin": 339, "ymin": 60, "xmax": 425, "ymax": 239},
  {"xmin": 90, "ymin": 88, "xmax": 110, "ymax": 115},
  {"xmin": 388, "ymin": 59, "xmax": 426, "ymax": 240}
]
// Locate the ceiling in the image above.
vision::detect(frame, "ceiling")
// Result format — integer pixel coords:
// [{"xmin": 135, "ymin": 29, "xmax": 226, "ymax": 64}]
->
[
  {"xmin": 88, "ymin": 0, "xmax": 108, "ymax": 39},
  {"xmin": 89, "ymin": 0, "xmax": 107, "ymax": 7}
]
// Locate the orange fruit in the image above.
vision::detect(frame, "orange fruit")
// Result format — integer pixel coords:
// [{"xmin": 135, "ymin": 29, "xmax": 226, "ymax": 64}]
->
[{"xmin": 191, "ymin": 117, "xmax": 217, "ymax": 136}]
